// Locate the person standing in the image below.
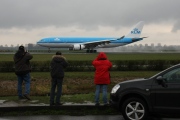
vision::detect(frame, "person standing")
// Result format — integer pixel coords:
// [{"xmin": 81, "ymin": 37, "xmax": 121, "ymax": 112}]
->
[
  {"xmin": 13, "ymin": 45, "xmax": 33, "ymax": 100},
  {"xmin": 50, "ymin": 51, "xmax": 68, "ymax": 106},
  {"xmin": 92, "ymin": 52, "xmax": 112, "ymax": 106}
]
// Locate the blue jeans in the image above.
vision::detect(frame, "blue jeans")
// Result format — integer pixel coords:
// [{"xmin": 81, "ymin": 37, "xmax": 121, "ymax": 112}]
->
[
  {"xmin": 95, "ymin": 84, "xmax": 108, "ymax": 104},
  {"xmin": 17, "ymin": 73, "xmax": 31, "ymax": 97},
  {"xmin": 50, "ymin": 78, "xmax": 63, "ymax": 104}
]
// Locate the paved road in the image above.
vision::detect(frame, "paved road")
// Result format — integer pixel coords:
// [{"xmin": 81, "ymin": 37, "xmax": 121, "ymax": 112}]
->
[
  {"xmin": 1, "ymin": 115, "xmax": 122, "ymax": 120},
  {"xmin": 0, "ymin": 115, "xmax": 180, "ymax": 120}
]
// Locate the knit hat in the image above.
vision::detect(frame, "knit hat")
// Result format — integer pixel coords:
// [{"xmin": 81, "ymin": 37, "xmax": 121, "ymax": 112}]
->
[
  {"xmin": 19, "ymin": 45, "xmax": 25, "ymax": 51},
  {"xmin": 56, "ymin": 51, "xmax": 62, "ymax": 55}
]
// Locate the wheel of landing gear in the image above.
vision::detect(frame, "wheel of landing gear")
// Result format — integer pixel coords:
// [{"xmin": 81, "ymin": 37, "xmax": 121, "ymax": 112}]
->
[
  {"xmin": 86, "ymin": 50, "xmax": 90, "ymax": 53},
  {"xmin": 86, "ymin": 50, "xmax": 96, "ymax": 53},
  {"xmin": 121, "ymin": 97, "xmax": 148, "ymax": 120},
  {"xmin": 48, "ymin": 48, "xmax": 51, "ymax": 53}
]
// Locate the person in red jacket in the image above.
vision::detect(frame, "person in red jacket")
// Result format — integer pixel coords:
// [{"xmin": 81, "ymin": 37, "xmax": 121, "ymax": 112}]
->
[{"xmin": 92, "ymin": 52, "xmax": 112, "ymax": 106}]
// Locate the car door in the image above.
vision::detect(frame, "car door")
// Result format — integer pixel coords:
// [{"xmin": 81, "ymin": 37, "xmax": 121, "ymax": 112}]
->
[{"xmin": 152, "ymin": 67, "xmax": 180, "ymax": 113}]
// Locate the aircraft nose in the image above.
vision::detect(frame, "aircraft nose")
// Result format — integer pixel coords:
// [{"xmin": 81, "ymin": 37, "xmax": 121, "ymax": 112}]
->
[
  {"xmin": 37, "ymin": 39, "xmax": 43, "ymax": 45},
  {"xmin": 37, "ymin": 40, "xmax": 41, "ymax": 44}
]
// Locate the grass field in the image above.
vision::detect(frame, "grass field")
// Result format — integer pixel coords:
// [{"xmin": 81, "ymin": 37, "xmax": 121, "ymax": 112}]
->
[
  {"xmin": 0, "ymin": 71, "xmax": 159, "ymax": 96},
  {"xmin": 1, "ymin": 53, "xmax": 180, "ymax": 61}
]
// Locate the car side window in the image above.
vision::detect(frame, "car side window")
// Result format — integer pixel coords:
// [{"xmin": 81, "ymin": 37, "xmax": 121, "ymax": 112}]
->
[{"xmin": 162, "ymin": 68, "xmax": 180, "ymax": 83}]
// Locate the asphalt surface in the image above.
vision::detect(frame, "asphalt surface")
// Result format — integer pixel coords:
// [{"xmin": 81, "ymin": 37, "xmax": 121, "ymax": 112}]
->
[
  {"xmin": 0, "ymin": 99, "xmax": 110, "ymax": 112},
  {"xmin": 1, "ymin": 99, "xmax": 180, "ymax": 120},
  {"xmin": 1, "ymin": 115, "xmax": 124, "ymax": 120}
]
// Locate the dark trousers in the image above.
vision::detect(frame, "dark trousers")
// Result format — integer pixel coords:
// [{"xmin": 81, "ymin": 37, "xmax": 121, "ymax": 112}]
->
[
  {"xmin": 95, "ymin": 84, "xmax": 108, "ymax": 104},
  {"xmin": 50, "ymin": 78, "xmax": 63, "ymax": 104},
  {"xmin": 17, "ymin": 73, "xmax": 31, "ymax": 97}
]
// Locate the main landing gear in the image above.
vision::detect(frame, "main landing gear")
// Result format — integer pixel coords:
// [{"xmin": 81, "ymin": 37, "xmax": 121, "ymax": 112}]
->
[{"xmin": 86, "ymin": 50, "xmax": 97, "ymax": 53}]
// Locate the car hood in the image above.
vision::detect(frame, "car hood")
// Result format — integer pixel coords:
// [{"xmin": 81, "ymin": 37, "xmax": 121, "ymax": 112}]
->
[
  {"xmin": 119, "ymin": 78, "xmax": 147, "ymax": 84},
  {"xmin": 117, "ymin": 78, "xmax": 152, "ymax": 90},
  {"xmin": 120, "ymin": 78, "xmax": 147, "ymax": 83}
]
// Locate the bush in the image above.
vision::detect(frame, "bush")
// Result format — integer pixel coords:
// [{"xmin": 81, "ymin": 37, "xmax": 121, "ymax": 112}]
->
[
  {"xmin": 0, "ymin": 61, "xmax": 14, "ymax": 72},
  {"xmin": 66, "ymin": 60, "xmax": 93, "ymax": 71},
  {"xmin": 0, "ymin": 60, "xmax": 180, "ymax": 72}
]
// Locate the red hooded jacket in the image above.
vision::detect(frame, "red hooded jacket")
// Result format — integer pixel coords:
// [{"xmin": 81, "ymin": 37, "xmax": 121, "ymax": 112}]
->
[{"xmin": 92, "ymin": 52, "xmax": 112, "ymax": 85}]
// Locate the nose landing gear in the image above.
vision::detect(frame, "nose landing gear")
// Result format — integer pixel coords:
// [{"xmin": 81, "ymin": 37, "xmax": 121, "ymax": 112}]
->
[{"xmin": 48, "ymin": 48, "xmax": 51, "ymax": 53}]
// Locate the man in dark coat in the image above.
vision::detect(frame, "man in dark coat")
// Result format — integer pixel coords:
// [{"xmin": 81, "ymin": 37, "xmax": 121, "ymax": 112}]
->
[
  {"xmin": 50, "ymin": 51, "xmax": 68, "ymax": 106},
  {"xmin": 92, "ymin": 52, "xmax": 112, "ymax": 106},
  {"xmin": 13, "ymin": 45, "xmax": 33, "ymax": 100}
]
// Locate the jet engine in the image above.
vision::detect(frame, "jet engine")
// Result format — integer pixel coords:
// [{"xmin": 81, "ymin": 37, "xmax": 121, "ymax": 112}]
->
[{"xmin": 73, "ymin": 44, "xmax": 85, "ymax": 50}]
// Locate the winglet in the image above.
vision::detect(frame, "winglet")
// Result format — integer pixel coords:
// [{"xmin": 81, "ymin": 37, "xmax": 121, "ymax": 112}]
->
[
  {"xmin": 117, "ymin": 35, "xmax": 125, "ymax": 40},
  {"xmin": 125, "ymin": 21, "xmax": 144, "ymax": 38}
]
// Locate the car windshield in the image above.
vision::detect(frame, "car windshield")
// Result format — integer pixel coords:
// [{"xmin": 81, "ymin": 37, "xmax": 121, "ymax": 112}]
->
[
  {"xmin": 149, "ymin": 64, "xmax": 180, "ymax": 79},
  {"xmin": 162, "ymin": 68, "xmax": 180, "ymax": 83}
]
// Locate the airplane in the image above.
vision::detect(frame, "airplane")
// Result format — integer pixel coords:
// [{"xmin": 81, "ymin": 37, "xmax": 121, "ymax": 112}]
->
[{"xmin": 37, "ymin": 21, "xmax": 147, "ymax": 53}]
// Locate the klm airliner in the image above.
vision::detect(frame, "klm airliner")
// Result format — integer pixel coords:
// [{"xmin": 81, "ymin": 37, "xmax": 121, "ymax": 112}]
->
[{"xmin": 37, "ymin": 21, "xmax": 147, "ymax": 53}]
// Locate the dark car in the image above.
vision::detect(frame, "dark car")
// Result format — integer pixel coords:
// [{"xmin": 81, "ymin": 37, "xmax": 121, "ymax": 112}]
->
[{"xmin": 110, "ymin": 64, "xmax": 180, "ymax": 120}]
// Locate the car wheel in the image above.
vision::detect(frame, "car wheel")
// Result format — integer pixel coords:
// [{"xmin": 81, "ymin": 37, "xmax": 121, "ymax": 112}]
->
[{"xmin": 121, "ymin": 97, "xmax": 148, "ymax": 120}]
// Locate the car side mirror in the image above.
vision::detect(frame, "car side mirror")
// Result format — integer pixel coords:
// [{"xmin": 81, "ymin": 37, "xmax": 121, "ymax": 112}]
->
[
  {"xmin": 156, "ymin": 76, "xmax": 164, "ymax": 83},
  {"xmin": 156, "ymin": 76, "xmax": 168, "ymax": 88}
]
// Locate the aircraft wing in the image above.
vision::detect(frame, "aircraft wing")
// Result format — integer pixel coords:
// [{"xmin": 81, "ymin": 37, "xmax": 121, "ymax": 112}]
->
[{"xmin": 82, "ymin": 36, "xmax": 125, "ymax": 48}]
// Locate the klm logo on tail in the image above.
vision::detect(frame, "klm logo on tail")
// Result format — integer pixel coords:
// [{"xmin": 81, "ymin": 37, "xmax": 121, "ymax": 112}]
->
[{"xmin": 131, "ymin": 28, "xmax": 141, "ymax": 34}]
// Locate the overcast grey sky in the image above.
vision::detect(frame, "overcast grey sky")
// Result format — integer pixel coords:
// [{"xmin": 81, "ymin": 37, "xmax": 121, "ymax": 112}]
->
[{"xmin": 0, "ymin": 0, "xmax": 180, "ymax": 46}]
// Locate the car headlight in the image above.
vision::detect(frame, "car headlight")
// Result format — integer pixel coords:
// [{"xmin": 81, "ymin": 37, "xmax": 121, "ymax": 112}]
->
[{"xmin": 111, "ymin": 84, "xmax": 120, "ymax": 94}]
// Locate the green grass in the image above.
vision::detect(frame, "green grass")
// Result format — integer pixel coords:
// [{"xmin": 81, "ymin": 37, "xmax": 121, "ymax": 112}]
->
[
  {"xmin": 0, "ymin": 71, "xmax": 158, "ymax": 96},
  {"xmin": 2, "ymin": 53, "xmax": 180, "ymax": 61},
  {"xmin": 0, "ymin": 71, "xmax": 159, "ymax": 96}
]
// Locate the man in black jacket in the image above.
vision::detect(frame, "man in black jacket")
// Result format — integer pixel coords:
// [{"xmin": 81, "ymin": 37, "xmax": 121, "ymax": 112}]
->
[
  {"xmin": 50, "ymin": 51, "xmax": 68, "ymax": 106},
  {"xmin": 13, "ymin": 45, "xmax": 33, "ymax": 100}
]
